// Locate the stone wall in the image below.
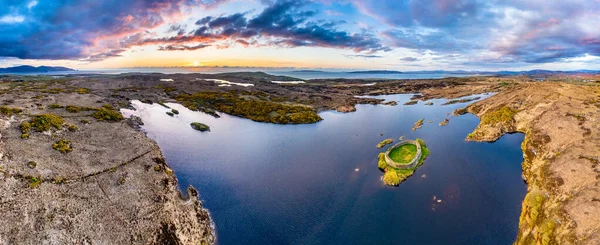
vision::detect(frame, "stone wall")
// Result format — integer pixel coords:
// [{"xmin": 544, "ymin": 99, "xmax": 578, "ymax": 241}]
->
[{"xmin": 384, "ymin": 140, "xmax": 422, "ymax": 169}]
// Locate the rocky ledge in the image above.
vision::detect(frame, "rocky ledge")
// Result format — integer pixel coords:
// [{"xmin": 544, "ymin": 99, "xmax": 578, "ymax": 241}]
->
[{"xmin": 0, "ymin": 90, "xmax": 214, "ymax": 244}]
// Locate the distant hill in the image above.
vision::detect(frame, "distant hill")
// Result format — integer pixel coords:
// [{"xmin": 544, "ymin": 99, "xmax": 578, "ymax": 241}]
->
[
  {"xmin": 348, "ymin": 70, "xmax": 403, "ymax": 74},
  {"xmin": 0, "ymin": 65, "xmax": 75, "ymax": 73},
  {"xmin": 291, "ymin": 70, "xmax": 326, "ymax": 73}
]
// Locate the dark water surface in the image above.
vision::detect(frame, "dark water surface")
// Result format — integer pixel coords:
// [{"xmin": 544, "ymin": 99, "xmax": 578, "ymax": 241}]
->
[{"xmin": 122, "ymin": 94, "xmax": 526, "ymax": 245}]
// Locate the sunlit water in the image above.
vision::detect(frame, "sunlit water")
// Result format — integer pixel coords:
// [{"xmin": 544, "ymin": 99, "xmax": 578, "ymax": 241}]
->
[{"xmin": 122, "ymin": 94, "xmax": 526, "ymax": 245}]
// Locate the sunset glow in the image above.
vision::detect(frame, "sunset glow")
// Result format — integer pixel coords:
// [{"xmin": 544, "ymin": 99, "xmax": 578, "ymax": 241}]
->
[{"xmin": 1, "ymin": 0, "xmax": 600, "ymax": 71}]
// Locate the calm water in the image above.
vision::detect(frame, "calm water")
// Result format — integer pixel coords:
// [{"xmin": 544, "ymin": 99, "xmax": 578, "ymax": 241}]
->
[{"xmin": 122, "ymin": 94, "xmax": 526, "ymax": 245}]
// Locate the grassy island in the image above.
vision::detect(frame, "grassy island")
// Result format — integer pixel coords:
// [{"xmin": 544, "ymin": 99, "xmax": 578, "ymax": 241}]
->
[
  {"xmin": 378, "ymin": 138, "xmax": 430, "ymax": 186},
  {"xmin": 175, "ymin": 91, "xmax": 322, "ymax": 124},
  {"xmin": 190, "ymin": 122, "xmax": 210, "ymax": 132}
]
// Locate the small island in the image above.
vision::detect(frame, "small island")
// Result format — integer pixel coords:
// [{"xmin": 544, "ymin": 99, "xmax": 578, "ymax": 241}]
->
[
  {"xmin": 190, "ymin": 122, "xmax": 210, "ymax": 132},
  {"xmin": 377, "ymin": 138, "xmax": 430, "ymax": 186}
]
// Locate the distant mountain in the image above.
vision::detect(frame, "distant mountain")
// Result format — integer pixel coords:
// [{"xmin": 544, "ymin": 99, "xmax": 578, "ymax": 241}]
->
[
  {"xmin": 291, "ymin": 70, "xmax": 326, "ymax": 73},
  {"xmin": 0, "ymin": 65, "xmax": 75, "ymax": 73},
  {"xmin": 348, "ymin": 70, "xmax": 403, "ymax": 74}
]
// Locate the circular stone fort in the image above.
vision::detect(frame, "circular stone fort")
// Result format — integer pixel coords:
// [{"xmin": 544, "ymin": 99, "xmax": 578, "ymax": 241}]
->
[{"xmin": 384, "ymin": 140, "xmax": 422, "ymax": 169}]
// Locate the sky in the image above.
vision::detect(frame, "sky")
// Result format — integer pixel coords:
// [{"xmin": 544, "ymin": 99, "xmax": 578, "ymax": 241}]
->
[{"xmin": 1, "ymin": 0, "xmax": 600, "ymax": 71}]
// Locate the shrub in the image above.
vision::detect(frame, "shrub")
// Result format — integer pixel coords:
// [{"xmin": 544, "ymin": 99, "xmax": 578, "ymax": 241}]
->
[
  {"xmin": 0, "ymin": 106, "xmax": 22, "ymax": 116},
  {"xmin": 21, "ymin": 134, "xmax": 29, "ymax": 139},
  {"xmin": 31, "ymin": 114, "xmax": 64, "ymax": 132},
  {"xmin": 52, "ymin": 139, "xmax": 72, "ymax": 153},
  {"xmin": 48, "ymin": 103, "xmax": 64, "ymax": 109},
  {"xmin": 67, "ymin": 124, "xmax": 78, "ymax": 132},
  {"xmin": 190, "ymin": 122, "xmax": 210, "ymax": 132},
  {"xmin": 72, "ymin": 88, "xmax": 90, "ymax": 94},
  {"xmin": 404, "ymin": 100, "xmax": 418, "ymax": 105},
  {"xmin": 171, "ymin": 109, "xmax": 179, "ymax": 114},
  {"xmin": 383, "ymin": 171, "xmax": 400, "ymax": 186},
  {"xmin": 29, "ymin": 177, "xmax": 42, "ymax": 188},
  {"xmin": 166, "ymin": 111, "xmax": 174, "ymax": 117},
  {"xmin": 20, "ymin": 121, "xmax": 31, "ymax": 133},
  {"xmin": 65, "ymin": 105, "xmax": 81, "ymax": 113},
  {"xmin": 154, "ymin": 165, "xmax": 162, "ymax": 172},
  {"xmin": 80, "ymin": 119, "xmax": 90, "ymax": 124},
  {"xmin": 27, "ymin": 161, "xmax": 37, "ymax": 169},
  {"xmin": 91, "ymin": 107, "xmax": 124, "ymax": 122},
  {"xmin": 377, "ymin": 153, "xmax": 388, "ymax": 169}
]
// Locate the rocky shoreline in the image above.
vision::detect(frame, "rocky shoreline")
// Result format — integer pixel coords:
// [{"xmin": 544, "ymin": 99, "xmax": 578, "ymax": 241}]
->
[{"xmin": 461, "ymin": 82, "xmax": 600, "ymax": 244}]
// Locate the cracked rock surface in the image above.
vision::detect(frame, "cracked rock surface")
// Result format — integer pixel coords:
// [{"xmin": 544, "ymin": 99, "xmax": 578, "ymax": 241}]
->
[{"xmin": 0, "ymin": 91, "xmax": 214, "ymax": 244}]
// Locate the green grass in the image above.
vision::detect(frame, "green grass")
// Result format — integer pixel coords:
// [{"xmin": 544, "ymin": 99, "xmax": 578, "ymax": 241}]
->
[{"xmin": 388, "ymin": 144, "xmax": 417, "ymax": 163}]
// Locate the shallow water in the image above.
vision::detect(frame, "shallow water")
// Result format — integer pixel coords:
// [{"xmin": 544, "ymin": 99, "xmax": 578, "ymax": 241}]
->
[{"xmin": 122, "ymin": 94, "xmax": 526, "ymax": 245}]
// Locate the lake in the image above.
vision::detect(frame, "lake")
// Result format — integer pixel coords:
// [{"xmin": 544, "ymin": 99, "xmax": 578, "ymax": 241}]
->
[{"xmin": 122, "ymin": 94, "xmax": 526, "ymax": 245}]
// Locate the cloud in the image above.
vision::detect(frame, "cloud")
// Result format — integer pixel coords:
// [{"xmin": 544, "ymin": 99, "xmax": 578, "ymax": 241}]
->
[
  {"xmin": 0, "ymin": 0, "xmax": 221, "ymax": 61},
  {"xmin": 344, "ymin": 54, "xmax": 383, "ymax": 58},
  {"xmin": 0, "ymin": 15, "xmax": 25, "ymax": 24},
  {"xmin": 400, "ymin": 57, "xmax": 418, "ymax": 62},
  {"xmin": 131, "ymin": 0, "xmax": 389, "ymax": 54},
  {"xmin": 357, "ymin": 0, "xmax": 600, "ymax": 64},
  {"xmin": 158, "ymin": 44, "xmax": 210, "ymax": 51}
]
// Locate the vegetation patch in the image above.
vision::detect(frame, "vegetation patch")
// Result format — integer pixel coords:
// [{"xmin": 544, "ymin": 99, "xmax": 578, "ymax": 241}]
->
[
  {"xmin": 174, "ymin": 91, "xmax": 322, "ymax": 124},
  {"xmin": 404, "ymin": 100, "xmax": 418, "ymax": 105},
  {"xmin": 30, "ymin": 114, "xmax": 64, "ymax": 132},
  {"xmin": 480, "ymin": 105, "xmax": 518, "ymax": 127},
  {"xmin": 190, "ymin": 122, "xmax": 210, "ymax": 132},
  {"xmin": 52, "ymin": 139, "xmax": 73, "ymax": 153},
  {"xmin": 388, "ymin": 144, "xmax": 417, "ymax": 164},
  {"xmin": 91, "ymin": 104, "xmax": 124, "ymax": 122},
  {"xmin": 48, "ymin": 103, "xmax": 64, "ymax": 109},
  {"xmin": 28, "ymin": 177, "xmax": 42, "ymax": 188},
  {"xmin": 0, "ymin": 106, "xmax": 22, "ymax": 116},
  {"xmin": 65, "ymin": 105, "xmax": 81, "ymax": 113},
  {"xmin": 376, "ymin": 138, "xmax": 393, "ymax": 149}
]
